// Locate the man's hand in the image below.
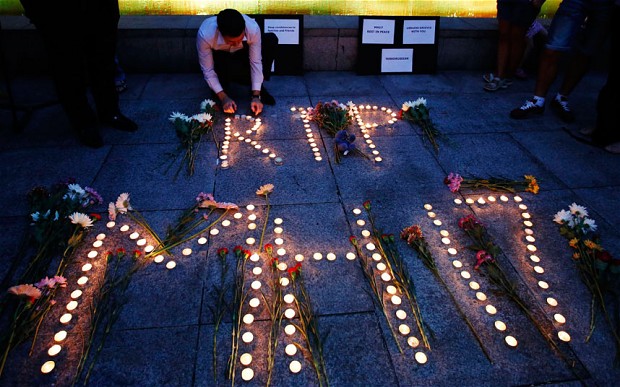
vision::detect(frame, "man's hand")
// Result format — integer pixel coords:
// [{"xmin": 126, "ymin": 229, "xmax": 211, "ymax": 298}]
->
[
  {"xmin": 222, "ymin": 96, "xmax": 237, "ymax": 114},
  {"xmin": 250, "ymin": 97, "xmax": 263, "ymax": 116}
]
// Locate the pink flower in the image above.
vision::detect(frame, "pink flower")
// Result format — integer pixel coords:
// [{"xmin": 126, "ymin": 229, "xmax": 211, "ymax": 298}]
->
[
  {"xmin": 444, "ymin": 173, "xmax": 463, "ymax": 193},
  {"xmin": 34, "ymin": 276, "xmax": 55, "ymax": 289},
  {"xmin": 474, "ymin": 250, "xmax": 494, "ymax": 270},
  {"xmin": 53, "ymin": 276, "xmax": 67, "ymax": 287}
]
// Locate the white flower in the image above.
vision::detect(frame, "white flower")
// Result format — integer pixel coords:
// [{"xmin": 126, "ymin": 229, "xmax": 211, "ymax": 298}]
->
[
  {"xmin": 108, "ymin": 202, "xmax": 117, "ymax": 221},
  {"xmin": 414, "ymin": 97, "xmax": 427, "ymax": 107},
  {"xmin": 69, "ymin": 212, "xmax": 94, "ymax": 228},
  {"xmin": 53, "ymin": 211, "xmax": 59, "ymax": 221},
  {"xmin": 200, "ymin": 99, "xmax": 216, "ymax": 110},
  {"xmin": 553, "ymin": 209, "xmax": 572, "ymax": 224},
  {"xmin": 346, "ymin": 101, "xmax": 355, "ymax": 108},
  {"xmin": 115, "ymin": 193, "xmax": 132, "ymax": 214},
  {"xmin": 583, "ymin": 218, "xmax": 597, "ymax": 232},
  {"xmin": 338, "ymin": 103, "xmax": 347, "ymax": 110},
  {"xmin": 169, "ymin": 112, "xmax": 187, "ymax": 122},
  {"xmin": 191, "ymin": 113, "xmax": 211, "ymax": 124},
  {"xmin": 63, "ymin": 183, "xmax": 86, "ymax": 201},
  {"xmin": 402, "ymin": 101, "xmax": 412, "ymax": 111},
  {"xmin": 31, "ymin": 212, "xmax": 40, "ymax": 222},
  {"xmin": 569, "ymin": 203, "xmax": 588, "ymax": 217}
]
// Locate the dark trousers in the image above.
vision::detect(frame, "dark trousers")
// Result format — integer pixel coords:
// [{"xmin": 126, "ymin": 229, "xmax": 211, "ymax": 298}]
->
[
  {"xmin": 593, "ymin": 5, "xmax": 619, "ymax": 146},
  {"xmin": 212, "ymin": 32, "xmax": 278, "ymax": 89},
  {"xmin": 22, "ymin": 0, "xmax": 120, "ymax": 130}
]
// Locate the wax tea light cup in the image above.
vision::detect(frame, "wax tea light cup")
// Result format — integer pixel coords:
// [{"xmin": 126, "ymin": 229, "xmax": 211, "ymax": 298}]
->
[
  {"xmin": 285, "ymin": 344, "xmax": 297, "ymax": 356},
  {"xmin": 240, "ymin": 353, "xmax": 252, "ymax": 366},
  {"xmin": 398, "ymin": 324, "xmax": 411, "ymax": 335},
  {"xmin": 242, "ymin": 332, "xmax": 254, "ymax": 343},
  {"xmin": 414, "ymin": 352, "xmax": 428, "ymax": 364},
  {"xmin": 71, "ymin": 290, "xmax": 82, "ymax": 299},
  {"xmin": 289, "ymin": 361, "xmax": 302, "ymax": 374},
  {"xmin": 241, "ymin": 368, "xmax": 254, "ymax": 381},
  {"xmin": 41, "ymin": 361, "xmax": 55, "ymax": 374}
]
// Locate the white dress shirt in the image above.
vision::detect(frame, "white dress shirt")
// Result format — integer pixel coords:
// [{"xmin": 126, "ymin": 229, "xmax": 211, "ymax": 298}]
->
[{"xmin": 197, "ymin": 14, "xmax": 263, "ymax": 94}]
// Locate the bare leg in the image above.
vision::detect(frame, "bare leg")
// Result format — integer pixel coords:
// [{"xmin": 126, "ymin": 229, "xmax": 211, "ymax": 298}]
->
[
  {"xmin": 534, "ymin": 48, "xmax": 562, "ymax": 98},
  {"xmin": 495, "ymin": 19, "xmax": 511, "ymax": 78},
  {"xmin": 506, "ymin": 25, "xmax": 528, "ymax": 78},
  {"xmin": 558, "ymin": 52, "xmax": 591, "ymax": 96}
]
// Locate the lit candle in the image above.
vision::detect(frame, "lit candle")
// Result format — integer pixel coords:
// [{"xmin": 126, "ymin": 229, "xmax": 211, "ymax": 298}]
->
[
  {"xmin": 313, "ymin": 252, "xmax": 323, "ymax": 260},
  {"xmin": 295, "ymin": 254, "xmax": 305, "ymax": 262},
  {"xmin": 396, "ymin": 310, "xmax": 407, "ymax": 320},
  {"xmin": 277, "ymin": 262, "xmax": 288, "ymax": 271},
  {"xmin": 106, "ymin": 221, "xmax": 115, "ymax": 228},
  {"xmin": 465, "ymin": 198, "xmax": 474, "ymax": 204},
  {"xmin": 222, "ymin": 220, "xmax": 231, "ymax": 227},
  {"xmin": 461, "ymin": 271, "xmax": 471, "ymax": 279},
  {"xmin": 54, "ymin": 331, "xmax": 67, "ymax": 342},
  {"xmin": 274, "ymin": 227, "xmax": 283, "ymax": 234},
  {"xmin": 93, "ymin": 240, "xmax": 103, "ymax": 248},
  {"xmin": 285, "ymin": 308, "xmax": 296, "ymax": 319},
  {"xmin": 41, "ymin": 361, "xmax": 55, "ymax": 374},
  {"xmin": 240, "ymin": 353, "xmax": 252, "ymax": 366},
  {"xmin": 251, "ymin": 281, "xmax": 261, "ymax": 290},
  {"xmin": 285, "ymin": 324, "xmax": 296, "ymax": 335},
  {"xmin": 280, "ymin": 277, "xmax": 290, "ymax": 286},
  {"xmin": 243, "ymin": 314, "xmax": 255, "ymax": 324},
  {"xmin": 494, "ymin": 321, "xmax": 507, "ymax": 331},
  {"xmin": 558, "ymin": 331, "xmax": 571, "ymax": 342},
  {"xmin": 433, "ymin": 220, "xmax": 442, "ymax": 226},
  {"xmin": 250, "ymin": 253, "xmax": 260, "ymax": 262},
  {"xmin": 82, "ymin": 263, "xmax": 92, "ymax": 272},
  {"xmin": 144, "ymin": 245, "xmax": 154, "ymax": 253},
  {"xmin": 554, "ymin": 314, "xmax": 566, "ymax": 324},
  {"xmin": 441, "ymin": 237, "xmax": 451, "ymax": 245},
  {"xmin": 372, "ymin": 253, "xmax": 382, "ymax": 261},
  {"xmin": 249, "ymin": 298, "xmax": 260, "ymax": 308},
  {"xmin": 357, "ymin": 219, "xmax": 366, "ymax": 226},
  {"xmin": 210, "ymin": 228, "xmax": 220, "ymax": 236},
  {"xmin": 538, "ymin": 281, "xmax": 549, "ymax": 289},
  {"xmin": 398, "ymin": 324, "xmax": 411, "ymax": 335},
  {"xmin": 274, "ymin": 238, "xmax": 284, "ymax": 245},
  {"xmin": 448, "ymin": 248, "xmax": 457, "ymax": 255},
  {"xmin": 514, "ymin": 195, "xmax": 523, "ymax": 202},
  {"xmin": 253, "ymin": 267, "xmax": 262, "ymax": 275},
  {"xmin": 427, "ymin": 212, "xmax": 436, "ymax": 218},
  {"xmin": 242, "ymin": 332, "xmax": 254, "ymax": 344},
  {"xmin": 130, "ymin": 232, "xmax": 139, "ymax": 240},
  {"xmin": 475, "ymin": 292, "xmax": 487, "ymax": 301},
  {"xmin": 440, "ymin": 230, "xmax": 449, "ymax": 237},
  {"xmin": 361, "ymin": 230, "xmax": 371, "ymax": 237},
  {"xmin": 391, "ymin": 295, "xmax": 402, "ymax": 305},
  {"xmin": 505, "ymin": 336, "xmax": 518, "ymax": 347},
  {"xmin": 485, "ymin": 305, "xmax": 497, "ymax": 315},
  {"xmin": 500, "ymin": 195, "xmax": 509, "ymax": 202},
  {"xmin": 414, "ymin": 352, "xmax": 428, "ymax": 364},
  {"xmin": 120, "ymin": 225, "xmax": 130, "ymax": 232},
  {"xmin": 248, "ymin": 223, "xmax": 257, "ymax": 230},
  {"xmin": 469, "ymin": 281, "xmax": 480, "ymax": 290},
  {"xmin": 87, "ymin": 251, "xmax": 97, "ymax": 259},
  {"xmin": 327, "ymin": 253, "xmax": 336, "ymax": 261},
  {"xmin": 77, "ymin": 276, "xmax": 88, "ymax": 285},
  {"xmin": 166, "ymin": 261, "xmax": 177, "ymax": 269},
  {"xmin": 408, "ymin": 337, "xmax": 420, "ymax": 348},
  {"xmin": 154, "ymin": 255, "xmax": 164, "ymax": 263},
  {"xmin": 533, "ymin": 266, "xmax": 544, "ymax": 274},
  {"xmin": 246, "ymin": 237, "xmax": 255, "ymax": 245},
  {"xmin": 454, "ymin": 198, "xmax": 463, "ymax": 205},
  {"xmin": 381, "ymin": 272, "xmax": 392, "ymax": 282},
  {"xmin": 477, "ymin": 198, "xmax": 486, "ymax": 205},
  {"xmin": 376, "ymin": 262, "xmax": 387, "ymax": 271},
  {"xmin": 274, "ymin": 218, "xmax": 283, "ymax": 225},
  {"xmin": 137, "ymin": 239, "xmax": 146, "ymax": 246},
  {"xmin": 48, "ymin": 344, "xmax": 62, "ymax": 356},
  {"xmin": 546, "ymin": 297, "xmax": 558, "ymax": 307},
  {"xmin": 182, "ymin": 248, "xmax": 192, "ymax": 256},
  {"xmin": 346, "ymin": 252, "xmax": 356, "ymax": 260},
  {"xmin": 524, "ymin": 220, "xmax": 533, "ymax": 227},
  {"xmin": 66, "ymin": 301, "xmax": 78, "ymax": 311},
  {"xmin": 386, "ymin": 285, "xmax": 397, "ymax": 295},
  {"xmin": 289, "ymin": 360, "xmax": 302, "ymax": 374},
  {"xmin": 452, "ymin": 260, "xmax": 463, "ymax": 268},
  {"xmin": 198, "ymin": 237, "xmax": 207, "ymax": 245},
  {"xmin": 530, "ymin": 255, "xmax": 540, "ymax": 263},
  {"xmin": 60, "ymin": 313, "xmax": 72, "ymax": 324},
  {"xmin": 366, "ymin": 242, "xmax": 376, "ymax": 251}
]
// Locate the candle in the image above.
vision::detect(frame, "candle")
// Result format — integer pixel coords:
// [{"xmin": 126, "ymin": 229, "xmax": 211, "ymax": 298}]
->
[
  {"xmin": 414, "ymin": 352, "xmax": 428, "ymax": 364},
  {"xmin": 66, "ymin": 301, "xmax": 78, "ymax": 311},
  {"xmin": 469, "ymin": 281, "xmax": 480, "ymax": 290},
  {"xmin": 274, "ymin": 237, "xmax": 284, "ymax": 245},
  {"xmin": 346, "ymin": 252, "xmax": 356, "ymax": 260},
  {"xmin": 106, "ymin": 221, "xmax": 115, "ymax": 228},
  {"xmin": 519, "ymin": 204, "xmax": 528, "ymax": 210},
  {"xmin": 77, "ymin": 276, "xmax": 88, "ymax": 285},
  {"xmin": 485, "ymin": 305, "xmax": 497, "ymax": 315},
  {"xmin": 546, "ymin": 297, "xmax": 558, "ymax": 307},
  {"xmin": 295, "ymin": 254, "xmax": 305, "ymax": 262},
  {"xmin": 241, "ymin": 368, "xmax": 254, "ymax": 381},
  {"xmin": 136, "ymin": 239, "xmax": 146, "ymax": 246},
  {"xmin": 361, "ymin": 230, "xmax": 371, "ymax": 237},
  {"xmin": 144, "ymin": 245, "xmax": 154, "ymax": 253},
  {"xmin": 376, "ymin": 262, "xmax": 387, "ymax": 271},
  {"xmin": 246, "ymin": 204, "xmax": 255, "ymax": 211},
  {"xmin": 280, "ymin": 277, "xmax": 290, "ymax": 286},
  {"xmin": 274, "ymin": 227, "xmax": 283, "ymax": 234},
  {"xmin": 243, "ymin": 314, "xmax": 254, "ymax": 324},
  {"xmin": 285, "ymin": 308, "xmax": 296, "ymax": 319},
  {"xmin": 500, "ymin": 195, "xmax": 509, "ymax": 202},
  {"xmin": 250, "ymin": 253, "xmax": 260, "ymax": 262},
  {"xmin": 285, "ymin": 324, "xmax": 296, "ymax": 335},
  {"xmin": 408, "ymin": 337, "xmax": 419, "ymax": 348},
  {"xmin": 277, "ymin": 262, "xmax": 288, "ymax": 271},
  {"xmin": 475, "ymin": 292, "xmax": 487, "ymax": 301},
  {"xmin": 82, "ymin": 263, "xmax": 92, "ymax": 272},
  {"xmin": 210, "ymin": 228, "xmax": 220, "ymax": 236},
  {"xmin": 525, "ymin": 236, "xmax": 536, "ymax": 243},
  {"xmin": 248, "ymin": 223, "xmax": 257, "ymax": 230},
  {"xmin": 327, "ymin": 253, "xmax": 336, "ymax": 261},
  {"xmin": 487, "ymin": 196, "xmax": 496, "ymax": 202},
  {"xmin": 558, "ymin": 331, "xmax": 571, "ymax": 342},
  {"xmin": 454, "ymin": 198, "xmax": 463, "ymax": 205},
  {"xmin": 274, "ymin": 218, "xmax": 283, "ymax": 225},
  {"xmin": 398, "ymin": 324, "xmax": 411, "ymax": 335},
  {"xmin": 182, "ymin": 248, "xmax": 192, "ymax": 256},
  {"xmin": 524, "ymin": 228, "xmax": 534, "ymax": 235},
  {"xmin": 374, "ymin": 157, "xmax": 383, "ymax": 162},
  {"xmin": 452, "ymin": 260, "xmax": 463, "ymax": 268},
  {"xmin": 441, "ymin": 237, "xmax": 451, "ymax": 245},
  {"xmin": 530, "ymin": 255, "xmax": 540, "ymax": 263},
  {"xmin": 448, "ymin": 248, "xmax": 457, "ymax": 255},
  {"xmin": 477, "ymin": 198, "xmax": 486, "ymax": 205},
  {"xmin": 71, "ymin": 289, "xmax": 82, "ymax": 299},
  {"xmin": 290, "ymin": 106, "xmax": 296, "ymax": 111},
  {"xmin": 433, "ymin": 220, "xmax": 442, "ymax": 226},
  {"xmin": 285, "ymin": 344, "xmax": 297, "ymax": 356},
  {"xmin": 41, "ymin": 361, "xmax": 55, "ymax": 374},
  {"xmin": 395, "ymin": 310, "xmax": 407, "ymax": 320},
  {"xmin": 154, "ymin": 255, "xmax": 164, "ymax": 263},
  {"xmin": 251, "ymin": 280, "xmax": 261, "ymax": 290},
  {"xmin": 514, "ymin": 195, "xmax": 523, "ymax": 202},
  {"xmin": 246, "ymin": 237, "xmax": 255, "ymax": 245},
  {"xmin": 289, "ymin": 361, "xmax": 302, "ymax": 374},
  {"xmin": 166, "ymin": 261, "xmax": 177, "ymax": 269},
  {"xmin": 240, "ymin": 353, "xmax": 252, "ymax": 366},
  {"xmin": 465, "ymin": 198, "xmax": 474, "ymax": 204},
  {"xmin": 249, "ymin": 298, "xmax": 260, "ymax": 308},
  {"xmin": 538, "ymin": 281, "xmax": 549, "ymax": 290},
  {"xmin": 198, "ymin": 237, "xmax": 207, "ymax": 245},
  {"xmin": 366, "ymin": 242, "xmax": 376, "ymax": 251},
  {"xmin": 386, "ymin": 285, "xmax": 397, "ymax": 295},
  {"xmin": 234, "ymin": 213, "xmax": 243, "ymax": 219},
  {"xmin": 461, "ymin": 271, "xmax": 471, "ymax": 279},
  {"xmin": 130, "ymin": 232, "xmax": 139, "ymax": 240},
  {"xmin": 522, "ymin": 212, "xmax": 531, "ymax": 219},
  {"xmin": 284, "ymin": 294, "xmax": 295, "ymax": 304},
  {"xmin": 524, "ymin": 220, "xmax": 533, "ymax": 227},
  {"xmin": 372, "ymin": 253, "xmax": 382, "ymax": 261},
  {"xmin": 357, "ymin": 219, "xmax": 366, "ymax": 226},
  {"xmin": 222, "ymin": 220, "xmax": 231, "ymax": 227},
  {"xmin": 241, "ymin": 332, "xmax": 254, "ymax": 344},
  {"xmin": 48, "ymin": 344, "xmax": 62, "ymax": 356},
  {"xmin": 527, "ymin": 244, "xmax": 537, "ymax": 252},
  {"xmin": 391, "ymin": 295, "xmax": 402, "ymax": 305},
  {"xmin": 505, "ymin": 336, "xmax": 518, "ymax": 347},
  {"xmin": 54, "ymin": 331, "xmax": 67, "ymax": 342},
  {"xmin": 120, "ymin": 225, "xmax": 130, "ymax": 232},
  {"xmin": 253, "ymin": 267, "xmax": 262, "ymax": 275},
  {"xmin": 427, "ymin": 211, "xmax": 436, "ymax": 218},
  {"xmin": 313, "ymin": 252, "xmax": 323, "ymax": 260},
  {"xmin": 93, "ymin": 240, "xmax": 103, "ymax": 248},
  {"xmin": 87, "ymin": 251, "xmax": 98, "ymax": 259},
  {"xmin": 533, "ymin": 266, "xmax": 544, "ymax": 274},
  {"xmin": 440, "ymin": 230, "xmax": 449, "ymax": 237},
  {"xmin": 554, "ymin": 314, "xmax": 566, "ymax": 324},
  {"xmin": 381, "ymin": 272, "xmax": 392, "ymax": 282},
  {"xmin": 60, "ymin": 313, "xmax": 72, "ymax": 324},
  {"xmin": 494, "ymin": 321, "xmax": 507, "ymax": 331}
]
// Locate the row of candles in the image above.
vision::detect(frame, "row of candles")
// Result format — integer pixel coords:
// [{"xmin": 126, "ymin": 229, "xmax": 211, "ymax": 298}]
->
[
  {"xmin": 349, "ymin": 103, "xmax": 398, "ymax": 163},
  {"xmin": 221, "ymin": 116, "xmax": 284, "ymax": 169},
  {"xmin": 351, "ymin": 207, "xmax": 429, "ymax": 364},
  {"xmin": 291, "ymin": 106, "xmax": 324, "ymax": 162}
]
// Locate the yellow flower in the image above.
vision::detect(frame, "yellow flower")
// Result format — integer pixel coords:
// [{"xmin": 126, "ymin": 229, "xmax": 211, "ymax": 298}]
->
[
  {"xmin": 569, "ymin": 238, "xmax": 579, "ymax": 248},
  {"xmin": 584, "ymin": 240, "xmax": 602, "ymax": 251},
  {"xmin": 572, "ymin": 252, "xmax": 580, "ymax": 260},
  {"xmin": 525, "ymin": 175, "xmax": 539, "ymax": 194},
  {"xmin": 256, "ymin": 183, "xmax": 274, "ymax": 196}
]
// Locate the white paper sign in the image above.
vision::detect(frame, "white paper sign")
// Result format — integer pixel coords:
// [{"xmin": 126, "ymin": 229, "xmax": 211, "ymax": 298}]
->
[
  {"xmin": 264, "ymin": 19, "xmax": 300, "ymax": 45},
  {"xmin": 381, "ymin": 48, "xmax": 413, "ymax": 73},
  {"xmin": 362, "ymin": 19, "xmax": 395, "ymax": 45},
  {"xmin": 403, "ymin": 20, "xmax": 436, "ymax": 45}
]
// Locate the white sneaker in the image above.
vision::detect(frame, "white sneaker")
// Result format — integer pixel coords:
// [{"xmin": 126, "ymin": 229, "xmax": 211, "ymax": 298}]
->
[{"xmin": 604, "ymin": 142, "xmax": 620, "ymax": 154}]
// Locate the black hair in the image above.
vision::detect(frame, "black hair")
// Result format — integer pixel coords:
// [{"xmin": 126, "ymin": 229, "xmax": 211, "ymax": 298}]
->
[{"xmin": 217, "ymin": 9, "xmax": 245, "ymax": 37}]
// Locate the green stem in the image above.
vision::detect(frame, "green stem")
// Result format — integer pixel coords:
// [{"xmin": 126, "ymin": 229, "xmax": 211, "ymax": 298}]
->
[{"xmin": 258, "ymin": 195, "xmax": 271, "ymax": 252}]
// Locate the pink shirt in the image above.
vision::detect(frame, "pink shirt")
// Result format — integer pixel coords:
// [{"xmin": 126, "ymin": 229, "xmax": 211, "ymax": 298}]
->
[{"xmin": 197, "ymin": 14, "xmax": 263, "ymax": 94}]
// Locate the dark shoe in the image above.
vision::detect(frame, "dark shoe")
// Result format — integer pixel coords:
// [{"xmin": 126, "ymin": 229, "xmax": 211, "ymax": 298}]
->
[
  {"xmin": 101, "ymin": 113, "xmax": 138, "ymax": 132},
  {"xmin": 77, "ymin": 128, "xmax": 104, "ymax": 148},
  {"xmin": 550, "ymin": 97, "xmax": 575, "ymax": 123},
  {"xmin": 510, "ymin": 99, "xmax": 545, "ymax": 119},
  {"xmin": 260, "ymin": 87, "xmax": 276, "ymax": 106}
]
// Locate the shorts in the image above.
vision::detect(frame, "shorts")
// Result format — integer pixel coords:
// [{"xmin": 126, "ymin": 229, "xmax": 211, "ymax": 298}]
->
[
  {"xmin": 546, "ymin": 0, "xmax": 613, "ymax": 55},
  {"xmin": 497, "ymin": 0, "xmax": 540, "ymax": 27}
]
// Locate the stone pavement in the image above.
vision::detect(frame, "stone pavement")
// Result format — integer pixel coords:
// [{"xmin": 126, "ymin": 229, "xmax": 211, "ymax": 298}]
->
[{"xmin": 1, "ymin": 70, "xmax": 619, "ymax": 386}]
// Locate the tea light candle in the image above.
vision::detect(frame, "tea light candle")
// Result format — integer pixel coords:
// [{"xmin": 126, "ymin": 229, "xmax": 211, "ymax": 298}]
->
[
  {"xmin": 250, "ymin": 253, "xmax": 260, "ymax": 262},
  {"xmin": 240, "ymin": 353, "xmax": 252, "ymax": 366},
  {"xmin": 243, "ymin": 314, "xmax": 255, "ymax": 324},
  {"xmin": 454, "ymin": 198, "xmax": 463, "ymax": 205},
  {"xmin": 242, "ymin": 368, "xmax": 254, "ymax": 381},
  {"xmin": 522, "ymin": 212, "xmax": 531, "ymax": 219},
  {"xmin": 485, "ymin": 305, "xmax": 497, "ymax": 315},
  {"xmin": 538, "ymin": 281, "xmax": 549, "ymax": 289},
  {"xmin": 274, "ymin": 238, "xmax": 284, "ymax": 246},
  {"xmin": 558, "ymin": 331, "xmax": 571, "ymax": 342},
  {"xmin": 546, "ymin": 297, "xmax": 558, "ymax": 307},
  {"xmin": 252, "ymin": 267, "xmax": 262, "ymax": 275},
  {"xmin": 241, "ymin": 332, "xmax": 254, "ymax": 344},
  {"xmin": 376, "ymin": 262, "xmax": 387, "ymax": 271},
  {"xmin": 280, "ymin": 278, "xmax": 290, "ymax": 286},
  {"xmin": 248, "ymin": 223, "xmax": 257, "ymax": 230},
  {"xmin": 381, "ymin": 272, "xmax": 392, "ymax": 282},
  {"xmin": 448, "ymin": 248, "xmax": 457, "ymax": 255},
  {"xmin": 313, "ymin": 252, "xmax": 323, "ymax": 260},
  {"xmin": 249, "ymin": 298, "xmax": 260, "ymax": 308},
  {"xmin": 248, "ymin": 214, "xmax": 257, "ymax": 221},
  {"xmin": 120, "ymin": 225, "xmax": 130, "ymax": 232},
  {"xmin": 475, "ymin": 292, "xmax": 487, "ymax": 301},
  {"xmin": 441, "ymin": 237, "xmax": 451, "ymax": 245},
  {"xmin": 374, "ymin": 157, "xmax": 383, "ymax": 162},
  {"xmin": 130, "ymin": 232, "xmax": 139, "ymax": 240},
  {"xmin": 295, "ymin": 254, "xmax": 305, "ymax": 262},
  {"xmin": 144, "ymin": 245, "xmax": 154, "ymax": 253},
  {"xmin": 396, "ymin": 310, "xmax": 407, "ymax": 320},
  {"xmin": 182, "ymin": 248, "xmax": 192, "ymax": 256},
  {"xmin": 82, "ymin": 263, "xmax": 92, "ymax": 272},
  {"xmin": 66, "ymin": 301, "xmax": 78, "ymax": 311},
  {"xmin": 41, "ymin": 361, "xmax": 55, "ymax": 374},
  {"xmin": 505, "ymin": 336, "xmax": 518, "ymax": 347},
  {"xmin": 327, "ymin": 253, "xmax": 336, "ymax": 261},
  {"xmin": 361, "ymin": 230, "xmax": 371, "ymax": 237},
  {"xmin": 285, "ymin": 308, "xmax": 296, "ymax": 319},
  {"xmin": 77, "ymin": 276, "xmax": 88, "ymax": 285},
  {"xmin": 106, "ymin": 221, "xmax": 115, "ymax": 228},
  {"xmin": 415, "ymin": 352, "xmax": 428, "ymax": 364},
  {"xmin": 424, "ymin": 204, "xmax": 433, "ymax": 210},
  {"xmin": 87, "ymin": 251, "xmax": 98, "ymax": 259},
  {"xmin": 346, "ymin": 252, "xmax": 356, "ymax": 260},
  {"xmin": 427, "ymin": 212, "xmax": 436, "ymax": 218},
  {"xmin": 440, "ymin": 230, "xmax": 449, "ymax": 237},
  {"xmin": 277, "ymin": 262, "xmax": 288, "ymax": 271},
  {"xmin": 357, "ymin": 219, "xmax": 366, "ymax": 226},
  {"xmin": 154, "ymin": 255, "xmax": 164, "ymax": 263},
  {"xmin": 60, "ymin": 313, "xmax": 72, "ymax": 324},
  {"xmin": 372, "ymin": 253, "xmax": 382, "ymax": 261},
  {"xmin": 210, "ymin": 228, "xmax": 220, "ymax": 236},
  {"xmin": 398, "ymin": 324, "xmax": 411, "ymax": 335},
  {"xmin": 54, "ymin": 331, "xmax": 67, "ymax": 342},
  {"xmin": 48, "ymin": 344, "xmax": 61, "ymax": 356},
  {"xmin": 524, "ymin": 228, "xmax": 534, "ymax": 235},
  {"xmin": 274, "ymin": 218, "xmax": 283, "ymax": 225},
  {"xmin": 519, "ymin": 204, "xmax": 528, "ymax": 210},
  {"xmin": 461, "ymin": 271, "xmax": 471, "ymax": 279},
  {"xmin": 524, "ymin": 220, "xmax": 533, "ymax": 227},
  {"xmin": 408, "ymin": 337, "xmax": 419, "ymax": 348},
  {"xmin": 166, "ymin": 261, "xmax": 177, "ymax": 269},
  {"xmin": 526, "ymin": 236, "xmax": 536, "ymax": 243},
  {"xmin": 494, "ymin": 321, "xmax": 507, "ymax": 331},
  {"xmin": 533, "ymin": 266, "xmax": 544, "ymax": 274},
  {"xmin": 527, "ymin": 244, "xmax": 537, "ymax": 252},
  {"xmin": 477, "ymin": 198, "xmax": 486, "ymax": 205},
  {"xmin": 274, "ymin": 227, "xmax": 283, "ymax": 234},
  {"xmin": 391, "ymin": 295, "xmax": 402, "ymax": 305},
  {"xmin": 290, "ymin": 106, "xmax": 296, "ymax": 111},
  {"xmin": 137, "ymin": 239, "xmax": 146, "ymax": 246},
  {"xmin": 487, "ymin": 196, "xmax": 496, "ymax": 202},
  {"xmin": 71, "ymin": 289, "xmax": 82, "ymax": 299},
  {"xmin": 465, "ymin": 198, "xmax": 474, "ymax": 204},
  {"xmin": 290, "ymin": 360, "xmax": 302, "ymax": 373},
  {"xmin": 222, "ymin": 220, "xmax": 231, "ymax": 227},
  {"xmin": 285, "ymin": 324, "xmax": 296, "ymax": 335},
  {"xmin": 93, "ymin": 240, "xmax": 103, "ymax": 248},
  {"xmin": 514, "ymin": 195, "xmax": 523, "ymax": 202},
  {"xmin": 469, "ymin": 281, "xmax": 480, "ymax": 290},
  {"xmin": 433, "ymin": 220, "xmax": 442, "ymax": 226},
  {"xmin": 452, "ymin": 260, "xmax": 463, "ymax": 268},
  {"xmin": 500, "ymin": 195, "xmax": 509, "ymax": 202},
  {"xmin": 285, "ymin": 344, "xmax": 298, "ymax": 356},
  {"xmin": 234, "ymin": 213, "xmax": 243, "ymax": 219},
  {"xmin": 554, "ymin": 314, "xmax": 566, "ymax": 324},
  {"xmin": 530, "ymin": 255, "xmax": 540, "ymax": 263},
  {"xmin": 197, "ymin": 237, "xmax": 207, "ymax": 245},
  {"xmin": 251, "ymin": 280, "xmax": 261, "ymax": 290},
  {"xmin": 283, "ymin": 294, "xmax": 295, "ymax": 304},
  {"xmin": 386, "ymin": 285, "xmax": 397, "ymax": 295},
  {"xmin": 246, "ymin": 237, "xmax": 255, "ymax": 245},
  {"xmin": 366, "ymin": 242, "xmax": 376, "ymax": 251}
]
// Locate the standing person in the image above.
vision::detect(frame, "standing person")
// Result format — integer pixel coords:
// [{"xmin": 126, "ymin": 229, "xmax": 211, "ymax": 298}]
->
[
  {"xmin": 197, "ymin": 9, "xmax": 278, "ymax": 116},
  {"xmin": 510, "ymin": 0, "xmax": 614, "ymax": 122},
  {"xmin": 19, "ymin": 0, "xmax": 137, "ymax": 148},
  {"xmin": 484, "ymin": 0, "xmax": 546, "ymax": 91}
]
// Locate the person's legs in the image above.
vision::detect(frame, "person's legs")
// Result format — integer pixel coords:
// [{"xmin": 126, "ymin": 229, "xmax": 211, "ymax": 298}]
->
[
  {"xmin": 261, "ymin": 32, "xmax": 278, "ymax": 81},
  {"xmin": 506, "ymin": 24, "xmax": 529, "ymax": 78}
]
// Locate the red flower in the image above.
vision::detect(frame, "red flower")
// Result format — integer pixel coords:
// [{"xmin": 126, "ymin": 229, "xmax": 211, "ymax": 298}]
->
[
  {"xmin": 217, "ymin": 247, "xmax": 229, "ymax": 258},
  {"xmin": 132, "ymin": 249, "xmax": 142, "ymax": 259},
  {"xmin": 397, "ymin": 109, "xmax": 403, "ymax": 120},
  {"xmin": 363, "ymin": 200, "xmax": 371, "ymax": 211},
  {"xmin": 458, "ymin": 214, "xmax": 482, "ymax": 231},
  {"xmin": 90, "ymin": 213, "xmax": 102, "ymax": 221},
  {"xmin": 116, "ymin": 247, "xmax": 126, "ymax": 257},
  {"xmin": 288, "ymin": 262, "xmax": 302, "ymax": 280},
  {"xmin": 243, "ymin": 249, "xmax": 252, "ymax": 260},
  {"xmin": 104, "ymin": 250, "xmax": 113, "ymax": 260},
  {"xmin": 474, "ymin": 250, "xmax": 494, "ymax": 270},
  {"xmin": 349, "ymin": 236, "xmax": 358, "ymax": 246},
  {"xmin": 264, "ymin": 244, "xmax": 273, "ymax": 256},
  {"xmin": 271, "ymin": 257, "xmax": 279, "ymax": 268}
]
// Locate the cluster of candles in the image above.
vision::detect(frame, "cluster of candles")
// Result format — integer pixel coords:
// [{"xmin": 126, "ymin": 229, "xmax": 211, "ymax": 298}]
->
[
  {"xmin": 291, "ymin": 106, "xmax": 323, "ymax": 162},
  {"xmin": 351, "ymin": 206, "xmax": 428, "ymax": 364},
  {"xmin": 350, "ymin": 103, "xmax": 397, "ymax": 163},
  {"xmin": 428, "ymin": 202, "xmax": 519, "ymax": 348}
]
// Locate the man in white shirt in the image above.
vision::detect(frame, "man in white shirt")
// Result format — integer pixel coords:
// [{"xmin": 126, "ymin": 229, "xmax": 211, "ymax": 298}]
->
[{"xmin": 197, "ymin": 9, "xmax": 278, "ymax": 116}]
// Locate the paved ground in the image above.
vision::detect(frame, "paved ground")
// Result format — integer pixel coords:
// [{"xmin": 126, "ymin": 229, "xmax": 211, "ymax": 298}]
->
[{"xmin": 1, "ymin": 70, "xmax": 619, "ymax": 386}]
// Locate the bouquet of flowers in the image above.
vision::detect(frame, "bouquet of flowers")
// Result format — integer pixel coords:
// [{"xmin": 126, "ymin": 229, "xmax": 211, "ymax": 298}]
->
[
  {"xmin": 553, "ymin": 203, "xmax": 620, "ymax": 363},
  {"xmin": 0, "ymin": 276, "xmax": 66, "ymax": 376},
  {"xmin": 399, "ymin": 98, "xmax": 444, "ymax": 153},
  {"xmin": 444, "ymin": 172, "xmax": 539, "ymax": 194},
  {"xmin": 168, "ymin": 99, "xmax": 217, "ymax": 176}
]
